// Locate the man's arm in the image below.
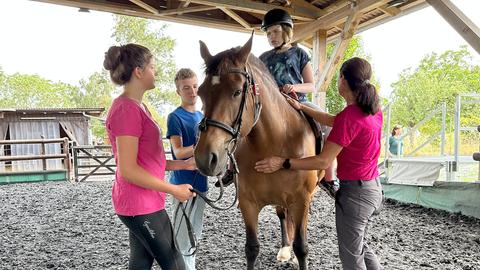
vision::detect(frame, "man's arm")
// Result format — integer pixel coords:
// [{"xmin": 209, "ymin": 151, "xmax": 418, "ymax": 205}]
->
[{"xmin": 169, "ymin": 135, "xmax": 194, "ymax": 159}]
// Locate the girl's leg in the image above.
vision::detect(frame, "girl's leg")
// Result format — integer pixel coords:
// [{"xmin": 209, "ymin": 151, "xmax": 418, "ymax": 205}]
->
[{"xmin": 119, "ymin": 210, "xmax": 186, "ymax": 270}]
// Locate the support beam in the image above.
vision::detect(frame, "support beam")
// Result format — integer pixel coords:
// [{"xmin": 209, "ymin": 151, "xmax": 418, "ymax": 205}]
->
[
  {"xmin": 312, "ymin": 30, "xmax": 327, "ymax": 109},
  {"xmin": 378, "ymin": 4, "xmax": 401, "ymax": 16},
  {"xmin": 290, "ymin": 0, "xmax": 324, "ymax": 14},
  {"xmin": 220, "ymin": 7, "xmax": 251, "ymax": 29},
  {"xmin": 158, "ymin": 6, "xmax": 217, "ymax": 16},
  {"xmin": 427, "ymin": 0, "xmax": 480, "ymax": 54},
  {"xmin": 292, "ymin": 0, "xmax": 388, "ymax": 43},
  {"xmin": 129, "ymin": 0, "xmax": 158, "ymax": 14},
  {"xmin": 317, "ymin": 3, "xmax": 362, "ymax": 93},
  {"xmin": 188, "ymin": 0, "xmax": 322, "ymax": 20},
  {"xmin": 180, "ymin": 0, "xmax": 191, "ymax": 8}
]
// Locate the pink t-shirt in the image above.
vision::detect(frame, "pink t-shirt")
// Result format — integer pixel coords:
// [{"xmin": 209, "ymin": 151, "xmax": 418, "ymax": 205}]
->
[
  {"xmin": 106, "ymin": 97, "xmax": 167, "ymax": 216},
  {"xmin": 327, "ymin": 104, "xmax": 383, "ymax": 181}
]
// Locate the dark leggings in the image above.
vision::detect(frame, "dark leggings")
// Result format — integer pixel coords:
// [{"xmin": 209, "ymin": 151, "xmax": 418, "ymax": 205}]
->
[{"xmin": 118, "ymin": 209, "xmax": 186, "ymax": 270}]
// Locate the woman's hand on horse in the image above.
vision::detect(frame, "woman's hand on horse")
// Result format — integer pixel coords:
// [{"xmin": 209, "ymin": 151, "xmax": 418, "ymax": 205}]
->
[
  {"xmin": 286, "ymin": 96, "xmax": 302, "ymax": 110},
  {"xmin": 184, "ymin": 157, "xmax": 197, "ymax": 170},
  {"xmin": 254, "ymin": 156, "xmax": 284, "ymax": 173},
  {"xmin": 172, "ymin": 184, "xmax": 196, "ymax": 202}
]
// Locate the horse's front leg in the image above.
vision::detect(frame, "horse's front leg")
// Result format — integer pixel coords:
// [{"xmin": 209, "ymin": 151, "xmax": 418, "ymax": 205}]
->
[
  {"xmin": 240, "ymin": 200, "xmax": 261, "ymax": 270},
  {"xmin": 275, "ymin": 206, "xmax": 294, "ymax": 262},
  {"xmin": 290, "ymin": 200, "xmax": 311, "ymax": 270}
]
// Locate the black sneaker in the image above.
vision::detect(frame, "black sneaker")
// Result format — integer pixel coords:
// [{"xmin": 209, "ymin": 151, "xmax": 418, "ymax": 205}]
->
[
  {"xmin": 214, "ymin": 170, "xmax": 235, "ymax": 187},
  {"xmin": 318, "ymin": 178, "xmax": 339, "ymax": 199}
]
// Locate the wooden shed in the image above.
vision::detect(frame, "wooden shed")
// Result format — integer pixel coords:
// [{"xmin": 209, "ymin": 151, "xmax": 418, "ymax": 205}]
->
[{"xmin": 0, "ymin": 108, "xmax": 104, "ymax": 174}]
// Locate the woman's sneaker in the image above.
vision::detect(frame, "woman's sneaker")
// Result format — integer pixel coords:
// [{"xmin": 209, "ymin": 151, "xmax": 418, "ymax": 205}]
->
[{"xmin": 319, "ymin": 178, "xmax": 339, "ymax": 199}]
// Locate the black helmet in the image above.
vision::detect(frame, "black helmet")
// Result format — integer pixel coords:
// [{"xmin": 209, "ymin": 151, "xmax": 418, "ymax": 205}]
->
[{"xmin": 261, "ymin": 9, "xmax": 293, "ymax": 31}]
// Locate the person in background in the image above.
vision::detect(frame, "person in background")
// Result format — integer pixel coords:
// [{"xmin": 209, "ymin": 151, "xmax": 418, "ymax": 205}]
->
[
  {"xmin": 389, "ymin": 124, "xmax": 403, "ymax": 157},
  {"xmin": 167, "ymin": 68, "xmax": 208, "ymax": 270},
  {"xmin": 255, "ymin": 57, "xmax": 384, "ymax": 270},
  {"xmin": 104, "ymin": 43, "xmax": 196, "ymax": 270}
]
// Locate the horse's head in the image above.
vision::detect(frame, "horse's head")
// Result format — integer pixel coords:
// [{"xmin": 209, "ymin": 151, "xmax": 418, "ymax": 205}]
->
[{"xmin": 194, "ymin": 35, "xmax": 262, "ymax": 176}]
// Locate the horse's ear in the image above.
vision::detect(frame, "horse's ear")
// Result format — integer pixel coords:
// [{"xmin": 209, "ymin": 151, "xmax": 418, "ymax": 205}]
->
[
  {"xmin": 237, "ymin": 31, "xmax": 254, "ymax": 65},
  {"xmin": 199, "ymin": 41, "xmax": 212, "ymax": 64}
]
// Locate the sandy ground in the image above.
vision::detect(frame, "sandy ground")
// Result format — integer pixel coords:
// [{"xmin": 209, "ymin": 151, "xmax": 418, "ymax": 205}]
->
[{"xmin": 1, "ymin": 180, "xmax": 479, "ymax": 270}]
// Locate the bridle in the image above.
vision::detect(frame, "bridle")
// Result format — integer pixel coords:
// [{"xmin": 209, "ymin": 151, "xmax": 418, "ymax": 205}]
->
[{"xmin": 192, "ymin": 67, "xmax": 262, "ymax": 210}]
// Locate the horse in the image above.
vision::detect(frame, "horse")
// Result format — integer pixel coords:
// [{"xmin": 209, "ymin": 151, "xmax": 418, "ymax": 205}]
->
[{"xmin": 194, "ymin": 35, "xmax": 321, "ymax": 270}]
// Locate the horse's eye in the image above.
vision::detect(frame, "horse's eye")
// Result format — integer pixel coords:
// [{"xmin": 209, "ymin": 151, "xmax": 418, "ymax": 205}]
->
[{"xmin": 233, "ymin": 90, "xmax": 242, "ymax": 97}]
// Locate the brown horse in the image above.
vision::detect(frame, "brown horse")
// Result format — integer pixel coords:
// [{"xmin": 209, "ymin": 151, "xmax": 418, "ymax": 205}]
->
[{"xmin": 194, "ymin": 35, "xmax": 320, "ymax": 270}]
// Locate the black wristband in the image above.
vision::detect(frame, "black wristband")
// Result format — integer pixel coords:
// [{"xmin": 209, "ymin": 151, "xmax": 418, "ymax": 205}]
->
[{"xmin": 282, "ymin": 158, "xmax": 291, "ymax": 169}]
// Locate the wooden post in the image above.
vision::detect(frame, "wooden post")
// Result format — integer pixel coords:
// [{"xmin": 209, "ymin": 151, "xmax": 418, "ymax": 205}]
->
[
  {"xmin": 312, "ymin": 30, "xmax": 327, "ymax": 110},
  {"xmin": 63, "ymin": 138, "xmax": 71, "ymax": 182},
  {"xmin": 41, "ymin": 142, "xmax": 47, "ymax": 181}
]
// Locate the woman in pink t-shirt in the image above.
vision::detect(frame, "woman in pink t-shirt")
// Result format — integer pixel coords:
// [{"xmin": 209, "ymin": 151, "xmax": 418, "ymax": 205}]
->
[
  {"xmin": 104, "ymin": 43, "xmax": 196, "ymax": 270},
  {"xmin": 256, "ymin": 58, "xmax": 384, "ymax": 270}
]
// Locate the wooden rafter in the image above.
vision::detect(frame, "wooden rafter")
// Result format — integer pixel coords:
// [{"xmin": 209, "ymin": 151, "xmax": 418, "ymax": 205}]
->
[
  {"xmin": 427, "ymin": 0, "xmax": 480, "ymax": 54},
  {"xmin": 292, "ymin": 0, "xmax": 388, "ymax": 43},
  {"xmin": 377, "ymin": 4, "xmax": 401, "ymax": 16},
  {"xmin": 318, "ymin": 3, "xmax": 362, "ymax": 93},
  {"xmin": 158, "ymin": 6, "xmax": 217, "ymax": 16},
  {"xmin": 290, "ymin": 0, "xmax": 324, "ymax": 14},
  {"xmin": 180, "ymin": 0, "xmax": 191, "ymax": 8},
  {"xmin": 129, "ymin": 0, "xmax": 158, "ymax": 14},
  {"xmin": 188, "ymin": 0, "xmax": 322, "ymax": 20},
  {"xmin": 220, "ymin": 8, "xmax": 251, "ymax": 29}
]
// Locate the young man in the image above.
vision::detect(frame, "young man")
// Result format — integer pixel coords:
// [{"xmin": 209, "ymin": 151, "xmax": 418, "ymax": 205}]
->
[{"xmin": 167, "ymin": 68, "xmax": 208, "ymax": 270}]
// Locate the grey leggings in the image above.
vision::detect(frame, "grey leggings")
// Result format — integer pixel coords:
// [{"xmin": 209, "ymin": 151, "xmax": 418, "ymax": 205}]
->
[{"xmin": 118, "ymin": 209, "xmax": 186, "ymax": 270}]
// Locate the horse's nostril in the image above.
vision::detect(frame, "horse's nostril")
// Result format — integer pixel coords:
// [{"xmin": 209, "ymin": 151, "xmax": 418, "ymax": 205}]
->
[{"xmin": 210, "ymin": 153, "xmax": 218, "ymax": 170}]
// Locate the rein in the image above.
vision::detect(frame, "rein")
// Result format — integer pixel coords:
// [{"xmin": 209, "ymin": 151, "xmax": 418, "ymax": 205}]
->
[{"xmin": 174, "ymin": 67, "xmax": 262, "ymax": 256}]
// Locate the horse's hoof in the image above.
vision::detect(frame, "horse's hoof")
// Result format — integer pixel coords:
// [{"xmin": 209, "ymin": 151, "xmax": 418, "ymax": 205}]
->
[{"xmin": 276, "ymin": 246, "xmax": 291, "ymax": 262}]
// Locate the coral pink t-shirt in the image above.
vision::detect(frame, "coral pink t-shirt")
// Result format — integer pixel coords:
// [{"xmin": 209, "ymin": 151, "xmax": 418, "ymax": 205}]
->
[
  {"xmin": 106, "ymin": 97, "xmax": 167, "ymax": 216},
  {"xmin": 327, "ymin": 104, "xmax": 383, "ymax": 181}
]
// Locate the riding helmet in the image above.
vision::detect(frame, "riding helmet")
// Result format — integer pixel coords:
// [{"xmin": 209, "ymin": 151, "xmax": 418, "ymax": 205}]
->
[{"xmin": 261, "ymin": 8, "xmax": 293, "ymax": 31}]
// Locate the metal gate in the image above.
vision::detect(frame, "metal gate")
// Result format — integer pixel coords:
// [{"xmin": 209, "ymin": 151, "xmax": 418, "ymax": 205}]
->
[{"xmin": 73, "ymin": 145, "xmax": 115, "ymax": 182}]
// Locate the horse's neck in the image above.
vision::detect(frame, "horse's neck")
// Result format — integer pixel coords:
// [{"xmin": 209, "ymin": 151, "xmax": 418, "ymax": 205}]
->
[{"xmin": 249, "ymin": 84, "xmax": 305, "ymax": 147}]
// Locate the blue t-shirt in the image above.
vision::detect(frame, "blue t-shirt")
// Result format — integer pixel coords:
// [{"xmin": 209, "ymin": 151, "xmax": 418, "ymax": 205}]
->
[
  {"xmin": 166, "ymin": 107, "xmax": 208, "ymax": 192},
  {"xmin": 389, "ymin": 136, "xmax": 403, "ymax": 156},
  {"xmin": 259, "ymin": 46, "xmax": 311, "ymax": 102}
]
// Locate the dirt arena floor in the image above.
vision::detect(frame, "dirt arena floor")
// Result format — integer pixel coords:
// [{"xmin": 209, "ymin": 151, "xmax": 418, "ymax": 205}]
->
[{"xmin": 1, "ymin": 180, "xmax": 479, "ymax": 270}]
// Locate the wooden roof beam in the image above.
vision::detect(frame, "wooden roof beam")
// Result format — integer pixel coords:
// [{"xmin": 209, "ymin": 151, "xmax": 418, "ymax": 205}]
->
[
  {"xmin": 290, "ymin": 0, "xmax": 325, "ymax": 14},
  {"xmin": 129, "ymin": 0, "xmax": 158, "ymax": 14},
  {"xmin": 158, "ymin": 6, "xmax": 217, "ymax": 16},
  {"xmin": 318, "ymin": 3, "xmax": 362, "ymax": 93},
  {"xmin": 220, "ymin": 7, "xmax": 252, "ymax": 29},
  {"xmin": 292, "ymin": 0, "xmax": 388, "ymax": 42},
  {"xmin": 180, "ymin": 0, "xmax": 191, "ymax": 8},
  {"xmin": 188, "ymin": 0, "xmax": 322, "ymax": 20},
  {"xmin": 378, "ymin": 4, "xmax": 401, "ymax": 16},
  {"xmin": 427, "ymin": 0, "xmax": 480, "ymax": 54}
]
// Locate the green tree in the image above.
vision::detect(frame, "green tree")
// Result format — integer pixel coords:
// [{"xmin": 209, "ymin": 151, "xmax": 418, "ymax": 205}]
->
[
  {"xmin": 112, "ymin": 15, "xmax": 179, "ymax": 111},
  {"xmin": 0, "ymin": 73, "xmax": 78, "ymax": 108},
  {"xmin": 322, "ymin": 36, "xmax": 378, "ymax": 114},
  {"xmin": 390, "ymin": 46, "xmax": 480, "ymax": 134}
]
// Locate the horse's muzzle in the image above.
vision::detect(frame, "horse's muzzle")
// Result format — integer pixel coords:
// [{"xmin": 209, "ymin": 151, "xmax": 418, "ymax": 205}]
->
[{"xmin": 194, "ymin": 149, "xmax": 227, "ymax": 176}]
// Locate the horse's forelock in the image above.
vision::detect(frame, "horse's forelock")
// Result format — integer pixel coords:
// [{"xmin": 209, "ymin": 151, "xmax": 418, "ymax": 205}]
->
[{"xmin": 204, "ymin": 47, "xmax": 242, "ymax": 75}]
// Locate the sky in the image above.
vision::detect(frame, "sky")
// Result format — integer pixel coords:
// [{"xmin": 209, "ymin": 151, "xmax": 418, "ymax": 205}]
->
[{"xmin": 0, "ymin": 0, "xmax": 479, "ymax": 98}]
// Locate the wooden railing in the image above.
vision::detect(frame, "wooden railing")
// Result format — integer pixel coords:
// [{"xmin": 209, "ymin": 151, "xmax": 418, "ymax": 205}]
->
[{"xmin": 0, "ymin": 138, "xmax": 71, "ymax": 180}]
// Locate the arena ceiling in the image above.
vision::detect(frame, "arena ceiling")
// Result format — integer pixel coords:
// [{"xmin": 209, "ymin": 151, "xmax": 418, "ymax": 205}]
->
[{"xmin": 32, "ymin": 0, "xmax": 429, "ymax": 47}]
